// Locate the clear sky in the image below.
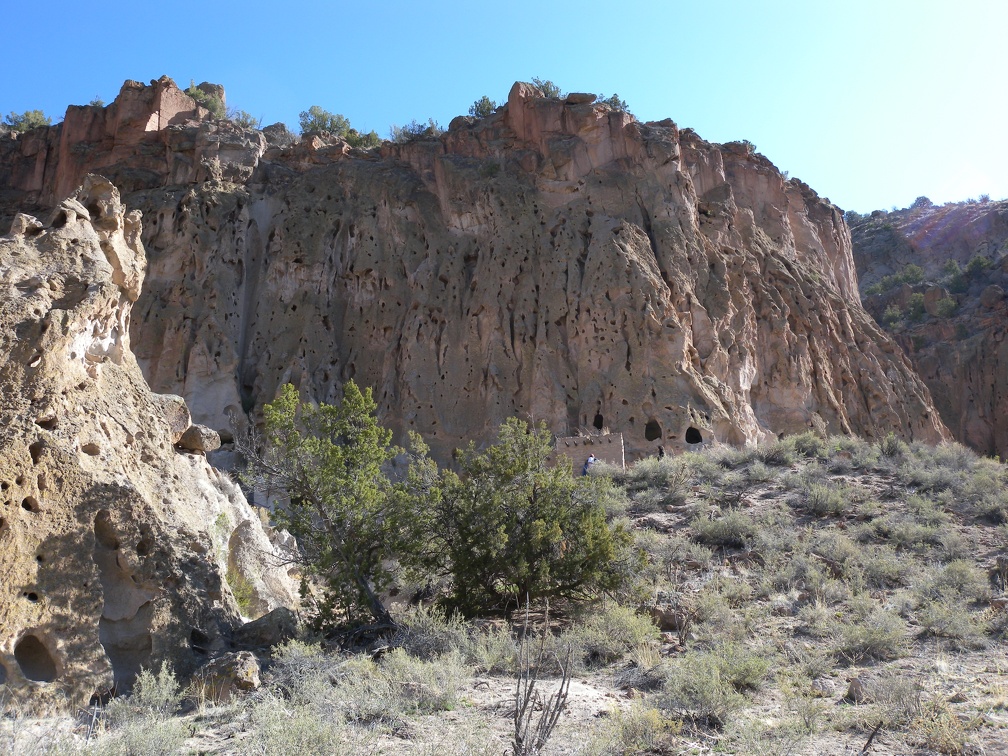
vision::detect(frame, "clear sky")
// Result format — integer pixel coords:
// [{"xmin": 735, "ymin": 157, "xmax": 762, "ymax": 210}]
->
[{"xmin": 3, "ymin": 0, "xmax": 1004, "ymax": 213}]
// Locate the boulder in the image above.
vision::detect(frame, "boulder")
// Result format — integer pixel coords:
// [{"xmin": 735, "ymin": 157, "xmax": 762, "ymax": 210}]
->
[
  {"xmin": 191, "ymin": 651, "xmax": 260, "ymax": 703},
  {"xmin": 980, "ymin": 284, "xmax": 1004, "ymax": 309},
  {"xmin": 177, "ymin": 424, "xmax": 222, "ymax": 454},
  {"xmin": 233, "ymin": 607, "xmax": 298, "ymax": 649}
]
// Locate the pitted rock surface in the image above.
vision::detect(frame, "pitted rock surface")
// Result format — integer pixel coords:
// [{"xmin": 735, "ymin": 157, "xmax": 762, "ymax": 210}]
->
[
  {"xmin": 0, "ymin": 176, "xmax": 296, "ymax": 706},
  {"xmin": 0, "ymin": 79, "xmax": 949, "ymax": 462}
]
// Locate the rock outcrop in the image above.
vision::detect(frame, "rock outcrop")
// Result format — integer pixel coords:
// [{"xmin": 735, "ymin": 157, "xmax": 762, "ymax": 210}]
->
[
  {"xmin": 0, "ymin": 176, "xmax": 296, "ymax": 706},
  {"xmin": 850, "ymin": 199, "xmax": 1008, "ymax": 458},
  {"xmin": 0, "ymin": 79, "xmax": 949, "ymax": 463}
]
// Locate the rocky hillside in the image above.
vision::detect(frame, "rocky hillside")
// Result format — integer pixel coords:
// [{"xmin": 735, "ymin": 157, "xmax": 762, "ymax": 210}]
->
[
  {"xmin": 0, "ymin": 77, "xmax": 948, "ymax": 461},
  {"xmin": 850, "ymin": 199, "xmax": 1008, "ymax": 459},
  {"xmin": 0, "ymin": 176, "xmax": 296, "ymax": 706}
]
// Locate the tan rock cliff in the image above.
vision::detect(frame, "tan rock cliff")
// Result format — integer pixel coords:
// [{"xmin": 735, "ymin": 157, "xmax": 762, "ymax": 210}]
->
[
  {"xmin": 0, "ymin": 79, "xmax": 949, "ymax": 462},
  {"xmin": 0, "ymin": 176, "xmax": 296, "ymax": 706}
]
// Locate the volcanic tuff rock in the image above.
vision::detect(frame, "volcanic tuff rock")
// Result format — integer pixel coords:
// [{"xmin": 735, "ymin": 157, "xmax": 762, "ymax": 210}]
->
[
  {"xmin": 0, "ymin": 79, "xmax": 948, "ymax": 461},
  {"xmin": 0, "ymin": 176, "xmax": 297, "ymax": 706},
  {"xmin": 851, "ymin": 199, "xmax": 1008, "ymax": 458}
]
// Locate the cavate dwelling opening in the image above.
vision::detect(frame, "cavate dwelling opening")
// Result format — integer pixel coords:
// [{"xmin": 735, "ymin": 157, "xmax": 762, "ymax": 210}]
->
[
  {"xmin": 645, "ymin": 419, "xmax": 662, "ymax": 442},
  {"xmin": 93, "ymin": 510, "xmax": 156, "ymax": 690},
  {"xmin": 14, "ymin": 634, "xmax": 58, "ymax": 682},
  {"xmin": 593, "ymin": 413, "xmax": 604, "ymax": 430},
  {"xmin": 685, "ymin": 426, "xmax": 703, "ymax": 444}
]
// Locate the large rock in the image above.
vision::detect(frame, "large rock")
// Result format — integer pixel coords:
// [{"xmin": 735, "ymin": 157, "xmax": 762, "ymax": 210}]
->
[
  {"xmin": 852, "ymin": 200, "xmax": 1008, "ymax": 458},
  {"xmin": 2, "ymin": 80, "xmax": 949, "ymax": 463},
  {"xmin": 0, "ymin": 177, "xmax": 296, "ymax": 707}
]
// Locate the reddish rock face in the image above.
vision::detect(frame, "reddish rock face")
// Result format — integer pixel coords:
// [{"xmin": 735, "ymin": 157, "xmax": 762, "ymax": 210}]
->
[
  {"xmin": 0, "ymin": 79, "xmax": 949, "ymax": 463},
  {"xmin": 851, "ymin": 200, "xmax": 1008, "ymax": 459}
]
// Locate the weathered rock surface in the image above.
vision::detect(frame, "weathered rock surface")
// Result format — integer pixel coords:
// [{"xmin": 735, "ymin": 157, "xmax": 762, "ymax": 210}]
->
[
  {"xmin": 0, "ymin": 79, "xmax": 948, "ymax": 462},
  {"xmin": 0, "ymin": 176, "xmax": 296, "ymax": 706},
  {"xmin": 851, "ymin": 200, "xmax": 1008, "ymax": 458}
]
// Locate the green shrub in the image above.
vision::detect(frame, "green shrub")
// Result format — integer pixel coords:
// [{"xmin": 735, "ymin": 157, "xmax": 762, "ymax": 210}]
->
[
  {"xmin": 105, "ymin": 662, "xmax": 181, "ymax": 727},
  {"xmin": 468, "ymin": 96, "xmax": 497, "ymax": 118},
  {"xmin": 657, "ymin": 649, "xmax": 748, "ymax": 727},
  {"xmin": 934, "ymin": 296, "xmax": 958, "ymax": 317},
  {"xmin": 239, "ymin": 381, "xmax": 418, "ymax": 629},
  {"xmin": 380, "ymin": 647, "xmax": 469, "ymax": 713},
  {"xmin": 592, "ymin": 700, "xmax": 680, "ymax": 754},
  {"xmin": 392, "ymin": 604, "xmax": 469, "ymax": 660},
  {"xmin": 878, "ymin": 432, "xmax": 904, "ymax": 458},
  {"xmin": 531, "ymin": 77, "xmax": 561, "ymax": 98},
  {"xmin": 389, "ymin": 118, "xmax": 443, "ymax": 143},
  {"xmin": 797, "ymin": 482, "xmax": 847, "ymax": 517},
  {"xmin": 754, "ymin": 440, "xmax": 796, "ymax": 467},
  {"xmin": 249, "ymin": 695, "xmax": 347, "ymax": 755},
  {"xmin": 100, "ymin": 716, "xmax": 190, "ymax": 756},
  {"xmin": 298, "ymin": 105, "xmax": 380, "ymax": 148},
  {"xmin": 561, "ymin": 604, "xmax": 659, "ymax": 668},
  {"xmin": 791, "ymin": 431, "xmax": 827, "ymax": 459},
  {"xmin": 184, "ymin": 81, "xmax": 225, "ymax": 119},
  {"xmin": 228, "ymin": 108, "xmax": 262, "ymax": 129},
  {"xmin": 598, "ymin": 93, "xmax": 629, "ymax": 112},
  {"xmin": 865, "ymin": 263, "xmax": 926, "ymax": 296},
  {"xmin": 690, "ymin": 510, "xmax": 756, "ymax": 548},
  {"xmin": 4, "ymin": 109, "xmax": 51, "ymax": 133},
  {"xmin": 417, "ymin": 418, "xmax": 635, "ymax": 616},
  {"xmin": 834, "ymin": 609, "xmax": 907, "ymax": 662},
  {"xmin": 907, "ymin": 292, "xmax": 926, "ymax": 321}
]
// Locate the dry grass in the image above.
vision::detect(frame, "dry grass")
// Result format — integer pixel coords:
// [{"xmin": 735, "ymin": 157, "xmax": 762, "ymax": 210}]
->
[{"xmin": 3, "ymin": 435, "xmax": 1006, "ymax": 755}]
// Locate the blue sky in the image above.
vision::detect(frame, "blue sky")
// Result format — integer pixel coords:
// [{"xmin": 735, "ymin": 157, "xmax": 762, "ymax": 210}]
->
[{"xmin": 3, "ymin": 0, "xmax": 1004, "ymax": 212}]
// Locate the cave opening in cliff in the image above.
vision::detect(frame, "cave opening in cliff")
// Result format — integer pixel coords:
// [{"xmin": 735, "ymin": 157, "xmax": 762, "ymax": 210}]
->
[
  {"xmin": 685, "ymin": 427, "xmax": 703, "ymax": 444},
  {"xmin": 593, "ymin": 413, "xmax": 604, "ymax": 430},
  {"xmin": 14, "ymin": 633, "xmax": 59, "ymax": 682},
  {"xmin": 645, "ymin": 420, "xmax": 662, "ymax": 442}
]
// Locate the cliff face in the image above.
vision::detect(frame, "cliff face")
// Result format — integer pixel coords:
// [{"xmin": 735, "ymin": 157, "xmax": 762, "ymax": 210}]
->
[
  {"xmin": 0, "ymin": 79, "xmax": 948, "ymax": 462},
  {"xmin": 850, "ymin": 200, "xmax": 1008, "ymax": 458},
  {"xmin": 0, "ymin": 176, "xmax": 296, "ymax": 706}
]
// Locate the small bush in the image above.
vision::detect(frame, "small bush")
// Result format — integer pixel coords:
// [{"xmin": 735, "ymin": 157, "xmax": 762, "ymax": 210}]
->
[
  {"xmin": 184, "ymin": 81, "xmax": 225, "ymax": 119},
  {"xmin": 249, "ymin": 693, "xmax": 347, "ymax": 755},
  {"xmin": 380, "ymin": 647, "xmax": 469, "ymax": 713},
  {"xmin": 105, "ymin": 662, "xmax": 181, "ymax": 727},
  {"xmin": 562, "ymin": 604, "xmax": 659, "ymax": 669},
  {"xmin": 910, "ymin": 696, "xmax": 971, "ymax": 754},
  {"xmin": 754, "ymin": 440, "xmax": 796, "ymax": 467},
  {"xmin": 791, "ymin": 432, "xmax": 827, "ymax": 459},
  {"xmin": 389, "ymin": 118, "xmax": 443, "ymax": 143},
  {"xmin": 531, "ymin": 77, "xmax": 561, "ymax": 98},
  {"xmin": 592, "ymin": 701, "xmax": 680, "ymax": 754},
  {"xmin": 228, "ymin": 108, "xmax": 262, "ymax": 129},
  {"xmin": 392, "ymin": 604, "xmax": 469, "ymax": 660},
  {"xmin": 100, "ymin": 716, "xmax": 190, "ymax": 756},
  {"xmin": 4, "ymin": 110, "xmax": 51, "ymax": 133},
  {"xmin": 878, "ymin": 432, "xmax": 904, "ymax": 458},
  {"xmin": 934, "ymin": 296, "xmax": 958, "ymax": 317},
  {"xmin": 658, "ymin": 650, "xmax": 746, "ymax": 727},
  {"xmin": 834, "ymin": 609, "xmax": 907, "ymax": 662},
  {"xmin": 597, "ymin": 93, "xmax": 629, "ymax": 112},
  {"xmin": 690, "ymin": 511, "xmax": 756, "ymax": 548},
  {"xmin": 798, "ymin": 482, "xmax": 847, "ymax": 517},
  {"xmin": 468, "ymin": 96, "xmax": 497, "ymax": 118}
]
